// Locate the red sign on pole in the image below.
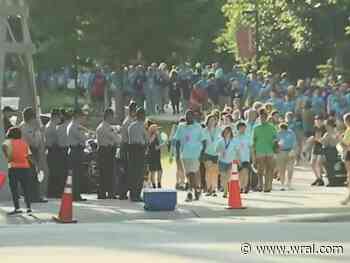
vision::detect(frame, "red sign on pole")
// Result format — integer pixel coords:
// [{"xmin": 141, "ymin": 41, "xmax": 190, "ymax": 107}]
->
[{"xmin": 236, "ymin": 27, "xmax": 256, "ymax": 59}]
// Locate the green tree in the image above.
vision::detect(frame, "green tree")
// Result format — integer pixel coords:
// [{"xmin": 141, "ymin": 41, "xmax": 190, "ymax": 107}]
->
[
  {"xmin": 29, "ymin": 0, "xmax": 225, "ymax": 68},
  {"xmin": 216, "ymin": 0, "xmax": 350, "ymax": 77}
]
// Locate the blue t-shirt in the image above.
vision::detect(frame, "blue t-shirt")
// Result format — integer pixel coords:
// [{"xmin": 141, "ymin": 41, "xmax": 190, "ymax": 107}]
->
[
  {"xmin": 288, "ymin": 119, "xmax": 303, "ymax": 134},
  {"xmin": 280, "ymin": 79, "xmax": 290, "ymax": 91},
  {"xmin": 328, "ymin": 95, "xmax": 339, "ymax": 114},
  {"xmin": 236, "ymin": 134, "xmax": 251, "ymax": 162},
  {"xmin": 277, "ymin": 129, "xmax": 297, "ymax": 151},
  {"xmin": 268, "ymin": 97, "xmax": 284, "ymax": 113},
  {"xmin": 312, "ymin": 96, "xmax": 325, "ymax": 116},
  {"xmin": 283, "ymin": 100, "xmax": 296, "ymax": 114},
  {"xmin": 174, "ymin": 123, "xmax": 205, "ymax": 160},
  {"xmin": 245, "ymin": 121, "xmax": 257, "ymax": 141},
  {"xmin": 216, "ymin": 138, "xmax": 239, "ymax": 164},
  {"xmin": 204, "ymin": 127, "xmax": 221, "ymax": 156},
  {"xmin": 259, "ymin": 84, "xmax": 272, "ymax": 102},
  {"xmin": 248, "ymin": 80, "xmax": 262, "ymax": 99},
  {"xmin": 296, "ymin": 95, "xmax": 308, "ymax": 109},
  {"xmin": 195, "ymin": 79, "xmax": 209, "ymax": 90}
]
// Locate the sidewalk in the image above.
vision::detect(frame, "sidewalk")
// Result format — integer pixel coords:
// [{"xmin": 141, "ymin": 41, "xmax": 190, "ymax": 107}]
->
[{"xmin": 1, "ymin": 165, "xmax": 350, "ymax": 225}]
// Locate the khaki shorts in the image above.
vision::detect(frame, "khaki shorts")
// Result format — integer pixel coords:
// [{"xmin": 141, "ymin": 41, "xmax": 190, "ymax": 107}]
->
[{"xmin": 277, "ymin": 151, "xmax": 291, "ymax": 169}]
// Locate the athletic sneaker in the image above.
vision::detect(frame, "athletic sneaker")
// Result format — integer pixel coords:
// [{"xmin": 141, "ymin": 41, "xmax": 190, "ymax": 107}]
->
[
  {"xmin": 317, "ymin": 179, "xmax": 325, "ymax": 186},
  {"xmin": 185, "ymin": 192, "xmax": 193, "ymax": 202},
  {"xmin": 7, "ymin": 209, "xmax": 22, "ymax": 216},
  {"xmin": 311, "ymin": 179, "xmax": 319, "ymax": 186},
  {"xmin": 195, "ymin": 190, "xmax": 201, "ymax": 201}
]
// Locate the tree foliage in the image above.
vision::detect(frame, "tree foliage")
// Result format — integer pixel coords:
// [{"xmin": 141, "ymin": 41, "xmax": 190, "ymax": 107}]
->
[
  {"xmin": 29, "ymin": 0, "xmax": 225, "ymax": 69},
  {"xmin": 216, "ymin": 0, "xmax": 350, "ymax": 76}
]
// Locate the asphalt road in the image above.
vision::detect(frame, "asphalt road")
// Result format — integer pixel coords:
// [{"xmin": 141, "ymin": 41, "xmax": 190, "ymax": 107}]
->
[
  {"xmin": 1, "ymin": 221, "xmax": 349, "ymax": 263},
  {"xmin": 1, "ymin": 158, "xmax": 350, "ymax": 262}
]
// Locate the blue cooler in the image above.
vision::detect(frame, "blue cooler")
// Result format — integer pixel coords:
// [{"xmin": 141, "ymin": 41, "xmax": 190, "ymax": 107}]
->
[{"xmin": 143, "ymin": 189, "xmax": 177, "ymax": 211}]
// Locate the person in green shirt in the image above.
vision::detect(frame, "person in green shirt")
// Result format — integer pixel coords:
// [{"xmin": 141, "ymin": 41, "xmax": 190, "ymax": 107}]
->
[{"xmin": 252, "ymin": 108, "xmax": 277, "ymax": 192}]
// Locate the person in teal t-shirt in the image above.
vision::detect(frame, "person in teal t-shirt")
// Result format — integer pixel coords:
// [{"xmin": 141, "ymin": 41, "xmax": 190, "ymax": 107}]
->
[
  {"xmin": 236, "ymin": 122, "xmax": 252, "ymax": 194},
  {"xmin": 203, "ymin": 114, "xmax": 221, "ymax": 196},
  {"xmin": 174, "ymin": 110, "xmax": 206, "ymax": 202},
  {"xmin": 216, "ymin": 126, "xmax": 239, "ymax": 198}
]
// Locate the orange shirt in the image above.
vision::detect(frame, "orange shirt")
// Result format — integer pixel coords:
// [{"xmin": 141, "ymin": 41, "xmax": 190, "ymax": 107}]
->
[{"xmin": 9, "ymin": 139, "xmax": 31, "ymax": 169}]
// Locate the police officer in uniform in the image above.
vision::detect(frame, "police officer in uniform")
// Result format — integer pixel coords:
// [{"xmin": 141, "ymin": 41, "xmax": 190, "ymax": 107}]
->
[
  {"xmin": 96, "ymin": 108, "xmax": 121, "ymax": 199},
  {"xmin": 119, "ymin": 101, "xmax": 138, "ymax": 200},
  {"xmin": 19, "ymin": 107, "xmax": 48, "ymax": 203},
  {"xmin": 67, "ymin": 109, "xmax": 88, "ymax": 202},
  {"xmin": 56, "ymin": 109, "xmax": 72, "ymax": 196},
  {"xmin": 127, "ymin": 108, "xmax": 148, "ymax": 202},
  {"xmin": 45, "ymin": 109, "xmax": 61, "ymax": 198}
]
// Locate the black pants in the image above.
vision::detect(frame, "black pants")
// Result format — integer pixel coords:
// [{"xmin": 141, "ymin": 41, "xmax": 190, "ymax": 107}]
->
[
  {"xmin": 324, "ymin": 146, "xmax": 338, "ymax": 182},
  {"xmin": 128, "ymin": 144, "xmax": 146, "ymax": 200},
  {"xmin": 28, "ymin": 148, "xmax": 43, "ymax": 202},
  {"xmin": 47, "ymin": 147, "xmax": 61, "ymax": 198},
  {"xmin": 8, "ymin": 168, "xmax": 31, "ymax": 210},
  {"xmin": 56, "ymin": 147, "xmax": 69, "ymax": 197},
  {"xmin": 119, "ymin": 143, "xmax": 129, "ymax": 198},
  {"xmin": 28, "ymin": 166, "xmax": 42, "ymax": 202},
  {"xmin": 97, "ymin": 146, "xmax": 116, "ymax": 198},
  {"xmin": 200, "ymin": 161, "xmax": 206, "ymax": 191},
  {"xmin": 69, "ymin": 146, "xmax": 84, "ymax": 200},
  {"xmin": 170, "ymin": 98, "xmax": 180, "ymax": 114}
]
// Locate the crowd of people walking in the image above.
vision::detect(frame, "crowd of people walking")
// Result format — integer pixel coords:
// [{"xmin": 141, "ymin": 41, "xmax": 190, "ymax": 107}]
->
[{"xmin": 3, "ymin": 61, "xmax": 350, "ymax": 214}]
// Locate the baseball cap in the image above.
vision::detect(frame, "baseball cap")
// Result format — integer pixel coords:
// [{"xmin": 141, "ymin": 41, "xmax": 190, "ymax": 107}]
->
[{"xmin": 3, "ymin": 106, "xmax": 16, "ymax": 112}]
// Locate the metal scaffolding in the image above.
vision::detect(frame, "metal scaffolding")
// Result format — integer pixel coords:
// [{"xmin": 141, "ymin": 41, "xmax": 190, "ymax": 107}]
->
[{"xmin": 0, "ymin": 0, "xmax": 37, "ymax": 200}]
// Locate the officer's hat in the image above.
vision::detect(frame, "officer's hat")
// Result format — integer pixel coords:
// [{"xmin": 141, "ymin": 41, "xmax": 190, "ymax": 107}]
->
[{"xmin": 126, "ymin": 101, "xmax": 138, "ymax": 113}]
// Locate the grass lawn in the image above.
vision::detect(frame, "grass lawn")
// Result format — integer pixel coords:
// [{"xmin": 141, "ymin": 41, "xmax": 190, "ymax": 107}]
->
[{"xmin": 39, "ymin": 88, "xmax": 88, "ymax": 113}]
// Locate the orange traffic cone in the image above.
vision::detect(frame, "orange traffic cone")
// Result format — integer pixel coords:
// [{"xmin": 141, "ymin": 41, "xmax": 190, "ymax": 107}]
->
[
  {"xmin": 53, "ymin": 174, "xmax": 77, "ymax": 223},
  {"xmin": 227, "ymin": 160, "xmax": 246, "ymax": 209}
]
